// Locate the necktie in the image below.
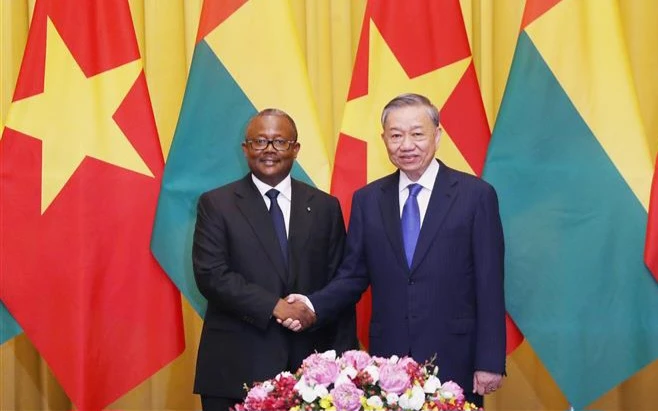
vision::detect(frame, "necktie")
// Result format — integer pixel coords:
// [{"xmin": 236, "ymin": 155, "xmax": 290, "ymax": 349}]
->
[
  {"xmin": 401, "ymin": 183, "xmax": 422, "ymax": 267},
  {"xmin": 266, "ymin": 189, "xmax": 288, "ymax": 265}
]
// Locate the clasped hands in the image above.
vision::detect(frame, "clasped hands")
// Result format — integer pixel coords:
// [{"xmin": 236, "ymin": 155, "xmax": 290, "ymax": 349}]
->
[{"xmin": 272, "ymin": 294, "xmax": 312, "ymax": 332}]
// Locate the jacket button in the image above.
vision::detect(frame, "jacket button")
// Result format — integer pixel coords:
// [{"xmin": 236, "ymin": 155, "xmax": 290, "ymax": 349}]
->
[{"xmin": 408, "ymin": 279, "xmax": 415, "ymax": 285}]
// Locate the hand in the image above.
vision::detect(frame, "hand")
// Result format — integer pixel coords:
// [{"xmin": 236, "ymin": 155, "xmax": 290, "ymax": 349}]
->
[
  {"xmin": 277, "ymin": 294, "xmax": 314, "ymax": 331},
  {"xmin": 272, "ymin": 298, "xmax": 315, "ymax": 331},
  {"xmin": 472, "ymin": 370, "xmax": 503, "ymax": 396}
]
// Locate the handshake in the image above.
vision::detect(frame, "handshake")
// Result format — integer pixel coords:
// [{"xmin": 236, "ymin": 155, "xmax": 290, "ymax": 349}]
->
[{"xmin": 272, "ymin": 294, "xmax": 314, "ymax": 332}]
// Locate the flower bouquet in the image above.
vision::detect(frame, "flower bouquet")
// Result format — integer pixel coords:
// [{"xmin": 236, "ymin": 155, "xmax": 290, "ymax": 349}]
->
[{"xmin": 233, "ymin": 350, "xmax": 482, "ymax": 411}]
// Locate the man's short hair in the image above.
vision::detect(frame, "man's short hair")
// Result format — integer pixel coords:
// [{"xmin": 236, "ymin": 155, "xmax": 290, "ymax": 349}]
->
[
  {"xmin": 381, "ymin": 93, "xmax": 440, "ymax": 127},
  {"xmin": 247, "ymin": 108, "xmax": 298, "ymax": 140}
]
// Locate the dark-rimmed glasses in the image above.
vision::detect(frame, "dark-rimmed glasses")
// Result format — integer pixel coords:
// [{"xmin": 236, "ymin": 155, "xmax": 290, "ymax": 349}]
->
[{"xmin": 245, "ymin": 138, "xmax": 297, "ymax": 151}]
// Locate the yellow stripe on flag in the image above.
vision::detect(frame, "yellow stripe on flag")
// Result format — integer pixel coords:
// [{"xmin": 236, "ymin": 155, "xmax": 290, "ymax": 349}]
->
[
  {"xmin": 204, "ymin": 0, "xmax": 330, "ymax": 190},
  {"xmin": 527, "ymin": 0, "xmax": 653, "ymax": 209}
]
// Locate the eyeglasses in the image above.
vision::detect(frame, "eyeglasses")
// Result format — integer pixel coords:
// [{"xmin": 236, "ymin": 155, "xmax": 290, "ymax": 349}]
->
[{"xmin": 245, "ymin": 138, "xmax": 297, "ymax": 151}]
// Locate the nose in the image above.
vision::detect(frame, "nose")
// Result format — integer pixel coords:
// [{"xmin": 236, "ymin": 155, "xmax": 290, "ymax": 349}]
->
[
  {"xmin": 399, "ymin": 134, "xmax": 415, "ymax": 150},
  {"xmin": 262, "ymin": 140, "xmax": 277, "ymax": 152}
]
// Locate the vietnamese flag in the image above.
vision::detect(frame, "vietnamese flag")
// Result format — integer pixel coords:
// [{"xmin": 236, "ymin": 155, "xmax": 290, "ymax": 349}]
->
[
  {"xmin": 0, "ymin": 1, "xmax": 184, "ymax": 409},
  {"xmin": 331, "ymin": 0, "xmax": 523, "ymax": 354}
]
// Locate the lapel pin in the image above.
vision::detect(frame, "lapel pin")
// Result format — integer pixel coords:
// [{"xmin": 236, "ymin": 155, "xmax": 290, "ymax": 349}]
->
[{"xmin": 307, "ymin": 206, "xmax": 311, "ymax": 212}]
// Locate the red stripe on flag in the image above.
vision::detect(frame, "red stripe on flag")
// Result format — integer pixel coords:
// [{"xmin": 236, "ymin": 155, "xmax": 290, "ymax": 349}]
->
[
  {"xmin": 520, "ymin": 0, "xmax": 564, "ymax": 30},
  {"xmin": 196, "ymin": 0, "xmax": 248, "ymax": 43},
  {"xmin": 440, "ymin": 62, "xmax": 491, "ymax": 176},
  {"xmin": 646, "ymin": 155, "xmax": 658, "ymax": 281},
  {"xmin": 0, "ymin": 1, "xmax": 184, "ymax": 409},
  {"xmin": 331, "ymin": 134, "xmax": 370, "ymax": 347}
]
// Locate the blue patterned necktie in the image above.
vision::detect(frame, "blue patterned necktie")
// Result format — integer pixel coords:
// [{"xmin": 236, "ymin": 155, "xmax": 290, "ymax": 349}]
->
[
  {"xmin": 401, "ymin": 183, "xmax": 422, "ymax": 268},
  {"xmin": 266, "ymin": 189, "xmax": 288, "ymax": 265}
]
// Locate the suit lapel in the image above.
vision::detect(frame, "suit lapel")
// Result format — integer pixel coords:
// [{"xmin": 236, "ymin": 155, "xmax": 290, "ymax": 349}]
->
[
  {"xmin": 288, "ymin": 180, "xmax": 314, "ymax": 289},
  {"xmin": 410, "ymin": 161, "xmax": 458, "ymax": 274},
  {"xmin": 379, "ymin": 171, "xmax": 409, "ymax": 272},
  {"xmin": 234, "ymin": 175, "xmax": 288, "ymax": 283}
]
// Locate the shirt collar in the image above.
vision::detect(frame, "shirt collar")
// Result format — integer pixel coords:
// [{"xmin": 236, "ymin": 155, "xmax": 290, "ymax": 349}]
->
[
  {"xmin": 399, "ymin": 159, "xmax": 440, "ymax": 193},
  {"xmin": 252, "ymin": 173, "xmax": 292, "ymax": 201}
]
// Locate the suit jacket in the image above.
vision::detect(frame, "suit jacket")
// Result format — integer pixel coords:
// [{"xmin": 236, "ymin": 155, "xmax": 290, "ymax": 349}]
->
[
  {"xmin": 310, "ymin": 160, "xmax": 506, "ymax": 403},
  {"xmin": 193, "ymin": 174, "xmax": 357, "ymax": 398}
]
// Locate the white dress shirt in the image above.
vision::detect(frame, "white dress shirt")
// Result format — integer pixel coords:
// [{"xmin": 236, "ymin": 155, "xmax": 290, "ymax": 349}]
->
[
  {"xmin": 251, "ymin": 173, "xmax": 292, "ymax": 236},
  {"xmin": 398, "ymin": 159, "xmax": 440, "ymax": 226}
]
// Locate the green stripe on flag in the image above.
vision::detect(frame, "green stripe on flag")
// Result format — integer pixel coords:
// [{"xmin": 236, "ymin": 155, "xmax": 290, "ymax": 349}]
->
[
  {"xmin": 0, "ymin": 302, "xmax": 21, "ymax": 344},
  {"xmin": 484, "ymin": 32, "xmax": 658, "ymax": 408},
  {"xmin": 152, "ymin": 40, "xmax": 312, "ymax": 316}
]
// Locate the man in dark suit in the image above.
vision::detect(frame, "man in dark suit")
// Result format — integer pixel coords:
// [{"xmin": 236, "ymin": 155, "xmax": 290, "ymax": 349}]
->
[
  {"xmin": 284, "ymin": 93, "xmax": 506, "ymax": 406},
  {"xmin": 192, "ymin": 109, "xmax": 357, "ymax": 411}
]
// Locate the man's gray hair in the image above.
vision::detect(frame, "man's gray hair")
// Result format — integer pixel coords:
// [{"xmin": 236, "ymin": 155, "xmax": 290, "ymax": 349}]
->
[{"xmin": 381, "ymin": 93, "xmax": 440, "ymax": 127}]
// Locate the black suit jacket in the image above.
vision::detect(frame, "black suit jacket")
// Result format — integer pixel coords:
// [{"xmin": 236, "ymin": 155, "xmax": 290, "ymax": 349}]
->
[{"xmin": 192, "ymin": 174, "xmax": 357, "ymax": 398}]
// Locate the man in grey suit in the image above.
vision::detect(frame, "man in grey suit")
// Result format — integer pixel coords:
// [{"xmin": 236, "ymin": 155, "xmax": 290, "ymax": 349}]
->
[
  {"xmin": 192, "ymin": 109, "xmax": 357, "ymax": 411},
  {"xmin": 284, "ymin": 94, "xmax": 506, "ymax": 407}
]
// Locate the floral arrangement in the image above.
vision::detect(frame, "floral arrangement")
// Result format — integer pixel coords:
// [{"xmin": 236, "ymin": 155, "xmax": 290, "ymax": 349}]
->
[{"xmin": 233, "ymin": 350, "xmax": 482, "ymax": 411}]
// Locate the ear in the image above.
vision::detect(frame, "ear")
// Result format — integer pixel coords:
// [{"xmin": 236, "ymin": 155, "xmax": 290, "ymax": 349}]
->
[
  {"xmin": 434, "ymin": 127, "xmax": 442, "ymax": 145},
  {"xmin": 241, "ymin": 141, "xmax": 249, "ymax": 156},
  {"xmin": 292, "ymin": 141, "xmax": 300, "ymax": 158}
]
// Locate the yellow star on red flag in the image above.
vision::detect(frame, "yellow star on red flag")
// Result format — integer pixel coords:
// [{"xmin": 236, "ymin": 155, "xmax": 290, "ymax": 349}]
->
[{"xmin": 5, "ymin": 18, "xmax": 152, "ymax": 213}]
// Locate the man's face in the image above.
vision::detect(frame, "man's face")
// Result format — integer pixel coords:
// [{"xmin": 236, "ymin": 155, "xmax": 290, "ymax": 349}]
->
[
  {"xmin": 381, "ymin": 105, "xmax": 441, "ymax": 181},
  {"xmin": 242, "ymin": 115, "xmax": 300, "ymax": 187}
]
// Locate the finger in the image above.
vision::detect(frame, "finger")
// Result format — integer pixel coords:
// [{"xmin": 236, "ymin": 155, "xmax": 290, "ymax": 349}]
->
[
  {"xmin": 472, "ymin": 375, "xmax": 478, "ymax": 393},
  {"xmin": 281, "ymin": 318, "xmax": 293, "ymax": 327}
]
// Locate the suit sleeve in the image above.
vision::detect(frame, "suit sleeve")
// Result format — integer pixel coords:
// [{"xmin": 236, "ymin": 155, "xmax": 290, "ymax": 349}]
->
[
  {"xmin": 325, "ymin": 197, "xmax": 359, "ymax": 352},
  {"xmin": 473, "ymin": 184, "xmax": 507, "ymax": 373},
  {"xmin": 310, "ymin": 191, "xmax": 370, "ymax": 325},
  {"xmin": 192, "ymin": 193, "xmax": 278, "ymax": 330}
]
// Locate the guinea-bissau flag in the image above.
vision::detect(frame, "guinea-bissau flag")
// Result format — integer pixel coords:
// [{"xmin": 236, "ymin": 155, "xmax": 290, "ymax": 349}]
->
[
  {"xmin": 151, "ymin": 0, "xmax": 333, "ymax": 316},
  {"xmin": 330, "ymin": 0, "xmax": 523, "ymax": 354},
  {"xmin": 0, "ymin": 1, "xmax": 184, "ymax": 409},
  {"xmin": 483, "ymin": 0, "xmax": 658, "ymax": 407}
]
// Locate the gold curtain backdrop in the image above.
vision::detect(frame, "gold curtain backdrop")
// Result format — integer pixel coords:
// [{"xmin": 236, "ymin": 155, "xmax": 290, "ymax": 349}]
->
[{"xmin": 1, "ymin": 1, "xmax": 657, "ymax": 410}]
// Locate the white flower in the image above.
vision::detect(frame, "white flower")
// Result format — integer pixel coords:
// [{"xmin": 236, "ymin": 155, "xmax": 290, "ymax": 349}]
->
[
  {"xmin": 334, "ymin": 365, "xmax": 357, "ymax": 386},
  {"xmin": 301, "ymin": 387, "xmax": 318, "ymax": 403},
  {"xmin": 294, "ymin": 377, "xmax": 326, "ymax": 403},
  {"xmin": 366, "ymin": 395, "xmax": 384, "ymax": 409},
  {"xmin": 398, "ymin": 386, "xmax": 425, "ymax": 410},
  {"xmin": 423, "ymin": 375, "xmax": 441, "ymax": 394},
  {"xmin": 314, "ymin": 384, "xmax": 329, "ymax": 398},
  {"xmin": 294, "ymin": 376, "xmax": 312, "ymax": 396},
  {"xmin": 320, "ymin": 350, "xmax": 337, "ymax": 361},
  {"xmin": 389, "ymin": 355, "xmax": 399, "ymax": 363},
  {"xmin": 385, "ymin": 392, "xmax": 399, "ymax": 405},
  {"xmin": 364, "ymin": 364, "xmax": 380, "ymax": 383},
  {"xmin": 261, "ymin": 380, "xmax": 274, "ymax": 393}
]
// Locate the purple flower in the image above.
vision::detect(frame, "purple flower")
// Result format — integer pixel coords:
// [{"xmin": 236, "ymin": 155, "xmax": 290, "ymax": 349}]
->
[
  {"xmin": 340, "ymin": 350, "xmax": 373, "ymax": 371},
  {"xmin": 378, "ymin": 363, "xmax": 411, "ymax": 394},
  {"xmin": 331, "ymin": 383, "xmax": 364, "ymax": 411},
  {"xmin": 303, "ymin": 353, "xmax": 340, "ymax": 386}
]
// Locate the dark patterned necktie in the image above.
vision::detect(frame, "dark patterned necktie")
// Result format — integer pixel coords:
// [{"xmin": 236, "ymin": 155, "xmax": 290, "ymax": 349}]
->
[{"xmin": 266, "ymin": 189, "xmax": 288, "ymax": 265}]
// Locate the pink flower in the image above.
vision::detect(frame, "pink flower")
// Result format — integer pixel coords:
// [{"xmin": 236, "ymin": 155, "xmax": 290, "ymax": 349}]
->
[
  {"xmin": 441, "ymin": 380, "xmax": 465, "ymax": 401},
  {"xmin": 331, "ymin": 383, "xmax": 364, "ymax": 411},
  {"xmin": 302, "ymin": 353, "xmax": 339, "ymax": 386},
  {"xmin": 340, "ymin": 350, "xmax": 373, "ymax": 371},
  {"xmin": 378, "ymin": 363, "xmax": 411, "ymax": 394},
  {"xmin": 397, "ymin": 356, "xmax": 418, "ymax": 369}
]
